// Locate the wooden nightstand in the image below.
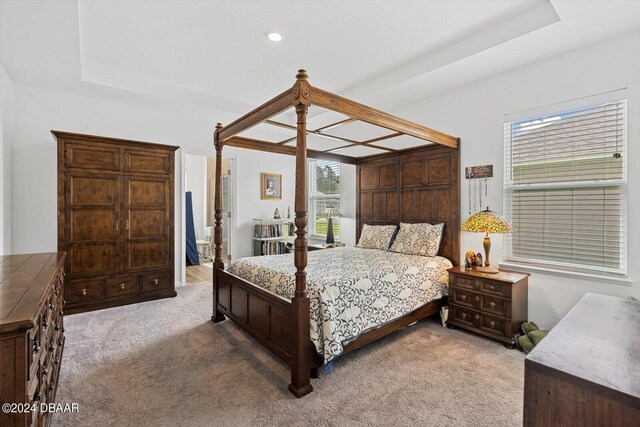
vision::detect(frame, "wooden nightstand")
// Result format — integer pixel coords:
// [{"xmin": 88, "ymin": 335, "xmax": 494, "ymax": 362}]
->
[{"xmin": 447, "ymin": 266, "xmax": 529, "ymax": 347}]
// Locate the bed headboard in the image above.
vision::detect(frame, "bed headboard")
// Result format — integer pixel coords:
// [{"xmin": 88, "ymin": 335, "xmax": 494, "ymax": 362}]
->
[{"xmin": 356, "ymin": 144, "xmax": 460, "ymax": 266}]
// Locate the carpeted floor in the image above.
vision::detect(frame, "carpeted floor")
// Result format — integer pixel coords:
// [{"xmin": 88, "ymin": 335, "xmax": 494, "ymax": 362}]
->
[{"xmin": 53, "ymin": 283, "xmax": 525, "ymax": 427}]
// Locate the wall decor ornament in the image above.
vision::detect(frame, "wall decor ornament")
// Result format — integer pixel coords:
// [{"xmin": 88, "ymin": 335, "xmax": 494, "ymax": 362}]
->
[{"xmin": 261, "ymin": 173, "xmax": 282, "ymax": 200}]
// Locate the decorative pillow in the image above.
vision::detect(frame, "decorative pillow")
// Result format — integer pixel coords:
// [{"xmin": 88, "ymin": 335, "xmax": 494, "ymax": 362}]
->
[
  {"xmin": 356, "ymin": 224, "xmax": 397, "ymax": 250},
  {"xmin": 389, "ymin": 222, "xmax": 444, "ymax": 257}
]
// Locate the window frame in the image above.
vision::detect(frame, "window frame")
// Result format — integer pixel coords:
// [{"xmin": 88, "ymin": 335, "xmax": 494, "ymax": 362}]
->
[
  {"xmin": 308, "ymin": 159, "xmax": 341, "ymax": 239},
  {"xmin": 503, "ymin": 93, "xmax": 628, "ymax": 278}
]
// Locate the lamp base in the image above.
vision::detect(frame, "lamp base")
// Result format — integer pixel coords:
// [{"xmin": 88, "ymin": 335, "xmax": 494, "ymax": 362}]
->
[{"xmin": 475, "ymin": 265, "xmax": 500, "ymax": 274}]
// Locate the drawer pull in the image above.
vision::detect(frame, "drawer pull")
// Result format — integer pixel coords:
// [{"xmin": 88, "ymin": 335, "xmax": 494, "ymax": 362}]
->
[
  {"xmin": 489, "ymin": 302, "xmax": 496, "ymax": 309},
  {"xmin": 489, "ymin": 321, "xmax": 496, "ymax": 329},
  {"xmin": 33, "ymin": 339, "xmax": 40, "ymax": 354},
  {"xmin": 474, "ymin": 296, "xmax": 480, "ymax": 302},
  {"xmin": 460, "ymin": 312, "xmax": 467, "ymax": 320},
  {"xmin": 474, "ymin": 314, "xmax": 480, "ymax": 320},
  {"xmin": 154, "ymin": 278, "xmax": 159, "ymax": 286},
  {"xmin": 474, "ymin": 280, "xmax": 481, "ymax": 289},
  {"xmin": 120, "ymin": 283, "xmax": 126, "ymax": 290},
  {"xmin": 81, "ymin": 288, "xmax": 87, "ymax": 296},
  {"xmin": 460, "ymin": 295, "xmax": 467, "ymax": 302},
  {"xmin": 489, "ymin": 285, "xmax": 496, "ymax": 291},
  {"xmin": 42, "ymin": 318, "xmax": 48, "ymax": 330}
]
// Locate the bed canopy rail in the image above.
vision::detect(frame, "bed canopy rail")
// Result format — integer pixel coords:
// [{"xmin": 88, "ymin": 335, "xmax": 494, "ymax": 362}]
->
[{"xmin": 212, "ymin": 70, "xmax": 460, "ymax": 398}]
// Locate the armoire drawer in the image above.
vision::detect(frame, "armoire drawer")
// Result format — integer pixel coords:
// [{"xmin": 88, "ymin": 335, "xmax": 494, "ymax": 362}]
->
[
  {"xmin": 65, "ymin": 278, "xmax": 104, "ymax": 304},
  {"xmin": 106, "ymin": 276, "xmax": 138, "ymax": 298},
  {"xmin": 141, "ymin": 271, "xmax": 172, "ymax": 292}
]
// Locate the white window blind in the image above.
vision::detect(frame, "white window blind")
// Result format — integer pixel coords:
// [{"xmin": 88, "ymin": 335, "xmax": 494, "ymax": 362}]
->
[
  {"xmin": 504, "ymin": 94, "xmax": 627, "ymax": 277},
  {"xmin": 308, "ymin": 160, "xmax": 341, "ymax": 238}
]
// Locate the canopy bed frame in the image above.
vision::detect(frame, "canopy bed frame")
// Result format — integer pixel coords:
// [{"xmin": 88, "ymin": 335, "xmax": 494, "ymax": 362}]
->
[{"xmin": 212, "ymin": 70, "xmax": 460, "ymax": 397}]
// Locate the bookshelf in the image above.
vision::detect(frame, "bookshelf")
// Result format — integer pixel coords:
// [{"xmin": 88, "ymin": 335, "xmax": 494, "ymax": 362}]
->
[{"xmin": 253, "ymin": 218, "xmax": 295, "ymax": 256}]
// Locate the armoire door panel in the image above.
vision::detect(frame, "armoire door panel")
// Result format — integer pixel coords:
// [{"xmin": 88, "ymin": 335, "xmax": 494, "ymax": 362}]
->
[
  {"xmin": 123, "ymin": 150, "xmax": 171, "ymax": 175},
  {"xmin": 124, "ymin": 175, "xmax": 170, "ymax": 272},
  {"xmin": 66, "ymin": 172, "xmax": 120, "ymax": 278},
  {"xmin": 69, "ymin": 244, "xmax": 117, "ymax": 276},
  {"xmin": 127, "ymin": 241, "xmax": 168, "ymax": 270},
  {"xmin": 69, "ymin": 175, "xmax": 118, "ymax": 206},
  {"xmin": 127, "ymin": 179, "xmax": 167, "ymax": 206},
  {"xmin": 65, "ymin": 143, "xmax": 120, "ymax": 171},
  {"xmin": 70, "ymin": 210, "xmax": 116, "ymax": 241},
  {"xmin": 129, "ymin": 210, "xmax": 166, "ymax": 239}
]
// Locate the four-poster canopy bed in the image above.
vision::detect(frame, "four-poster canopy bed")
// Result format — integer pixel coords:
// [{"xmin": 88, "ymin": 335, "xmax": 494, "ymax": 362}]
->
[{"xmin": 212, "ymin": 70, "xmax": 460, "ymax": 398}]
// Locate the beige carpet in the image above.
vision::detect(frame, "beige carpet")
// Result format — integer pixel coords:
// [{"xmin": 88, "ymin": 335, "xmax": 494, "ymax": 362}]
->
[{"xmin": 53, "ymin": 283, "xmax": 525, "ymax": 427}]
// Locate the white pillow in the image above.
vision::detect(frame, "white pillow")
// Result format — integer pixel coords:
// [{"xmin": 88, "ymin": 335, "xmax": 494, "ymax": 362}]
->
[
  {"xmin": 356, "ymin": 224, "xmax": 397, "ymax": 250},
  {"xmin": 389, "ymin": 222, "xmax": 444, "ymax": 257}
]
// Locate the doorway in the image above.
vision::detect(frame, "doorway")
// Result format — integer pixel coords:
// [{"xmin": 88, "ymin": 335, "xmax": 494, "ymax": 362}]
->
[{"xmin": 182, "ymin": 151, "xmax": 234, "ymax": 285}]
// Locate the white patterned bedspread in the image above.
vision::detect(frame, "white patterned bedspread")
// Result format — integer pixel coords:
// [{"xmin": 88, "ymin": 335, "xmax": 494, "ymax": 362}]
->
[{"xmin": 227, "ymin": 246, "xmax": 452, "ymax": 363}]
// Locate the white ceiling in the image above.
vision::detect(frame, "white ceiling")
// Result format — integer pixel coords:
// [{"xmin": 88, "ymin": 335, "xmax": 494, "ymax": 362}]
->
[{"xmin": 1, "ymin": 0, "xmax": 639, "ymax": 145}]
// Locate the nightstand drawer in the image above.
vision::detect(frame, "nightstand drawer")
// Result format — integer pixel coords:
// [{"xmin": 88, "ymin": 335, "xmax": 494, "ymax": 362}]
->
[
  {"xmin": 481, "ymin": 295, "xmax": 507, "ymax": 317},
  {"xmin": 480, "ymin": 280, "xmax": 506, "ymax": 297},
  {"xmin": 453, "ymin": 276, "xmax": 478, "ymax": 291},
  {"xmin": 450, "ymin": 305, "xmax": 476, "ymax": 327},
  {"xmin": 480, "ymin": 313, "xmax": 507, "ymax": 338},
  {"xmin": 451, "ymin": 289, "xmax": 481, "ymax": 309}
]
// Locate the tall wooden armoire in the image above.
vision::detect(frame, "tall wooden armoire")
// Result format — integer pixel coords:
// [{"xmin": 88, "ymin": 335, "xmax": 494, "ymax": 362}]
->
[{"xmin": 54, "ymin": 131, "xmax": 178, "ymax": 314}]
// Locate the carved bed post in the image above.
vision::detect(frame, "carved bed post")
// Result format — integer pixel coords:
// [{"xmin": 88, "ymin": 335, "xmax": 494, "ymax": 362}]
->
[
  {"xmin": 288, "ymin": 70, "xmax": 313, "ymax": 398},
  {"xmin": 211, "ymin": 122, "xmax": 226, "ymax": 323}
]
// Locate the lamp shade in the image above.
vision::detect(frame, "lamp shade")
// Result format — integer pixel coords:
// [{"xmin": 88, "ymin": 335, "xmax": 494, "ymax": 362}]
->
[
  {"xmin": 462, "ymin": 208, "xmax": 513, "ymax": 235},
  {"xmin": 319, "ymin": 207, "xmax": 342, "ymax": 218}
]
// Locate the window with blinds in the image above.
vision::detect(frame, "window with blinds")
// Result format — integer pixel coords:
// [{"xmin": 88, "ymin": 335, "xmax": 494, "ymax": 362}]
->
[
  {"xmin": 503, "ymin": 94, "xmax": 627, "ymax": 277},
  {"xmin": 308, "ymin": 160, "xmax": 341, "ymax": 238}
]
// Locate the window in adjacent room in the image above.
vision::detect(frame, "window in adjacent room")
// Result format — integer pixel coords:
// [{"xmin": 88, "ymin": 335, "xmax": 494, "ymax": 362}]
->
[
  {"xmin": 308, "ymin": 160, "xmax": 341, "ymax": 239},
  {"xmin": 503, "ymin": 90, "xmax": 627, "ymax": 277}
]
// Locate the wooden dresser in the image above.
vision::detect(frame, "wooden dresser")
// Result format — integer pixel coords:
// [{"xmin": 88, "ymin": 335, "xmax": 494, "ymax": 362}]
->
[
  {"xmin": 0, "ymin": 253, "xmax": 66, "ymax": 427},
  {"xmin": 447, "ymin": 266, "xmax": 529, "ymax": 346},
  {"xmin": 524, "ymin": 293, "xmax": 640, "ymax": 427},
  {"xmin": 54, "ymin": 131, "xmax": 178, "ymax": 314}
]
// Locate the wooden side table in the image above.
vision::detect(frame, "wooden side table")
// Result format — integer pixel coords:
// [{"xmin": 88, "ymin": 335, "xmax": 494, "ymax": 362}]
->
[{"xmin": 447, "ymin": 266, "xmax": 529, "ymax": 347}]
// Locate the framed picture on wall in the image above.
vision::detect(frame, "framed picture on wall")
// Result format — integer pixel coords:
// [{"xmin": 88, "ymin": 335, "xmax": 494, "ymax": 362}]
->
[{"xmin": 261, "ymin": 173, "xmax": 282, "ymax": 200}]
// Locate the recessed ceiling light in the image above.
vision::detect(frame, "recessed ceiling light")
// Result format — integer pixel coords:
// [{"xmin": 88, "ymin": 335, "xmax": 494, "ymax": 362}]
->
[{"xmin": 266, "ymin": 31, "xmax": 283, "ymax": 42}]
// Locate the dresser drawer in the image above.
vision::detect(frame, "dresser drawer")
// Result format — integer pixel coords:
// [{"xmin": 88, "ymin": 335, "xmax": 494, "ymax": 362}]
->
[
  {"xmin": 141, "ymin": 271, "xmax": 172, "ymax": 292},
  {"xmin": 106, "ymin": 276, "xmax": 138, "ymax": 298},
  {"xmin": 66, "ymin": 278, "xmax": 104, "ymax": 304},
  {"xmin": 451, "ymin": 288, "xmax": 481, "ymax": 309}
]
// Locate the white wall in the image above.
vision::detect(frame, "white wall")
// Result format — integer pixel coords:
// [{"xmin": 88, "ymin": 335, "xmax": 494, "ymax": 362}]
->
[
  {"xmin": 184, "ymin": 153, "xmax": 207, "ymax": 240},
  {"xmin": 395, "ymin": 30, "xmax": 640, "ymax": 328},
  {"xmin": 0, "ymin": 65, "xmax": 13, "ymax": 255}
]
